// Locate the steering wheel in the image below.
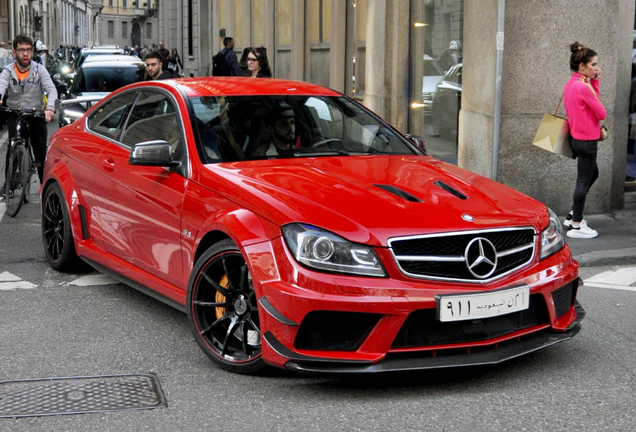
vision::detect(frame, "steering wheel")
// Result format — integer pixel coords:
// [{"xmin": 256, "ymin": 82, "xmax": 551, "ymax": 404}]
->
[{"xmin": 311, "ymin": 138, "xmax": 342, "ymax": 149}]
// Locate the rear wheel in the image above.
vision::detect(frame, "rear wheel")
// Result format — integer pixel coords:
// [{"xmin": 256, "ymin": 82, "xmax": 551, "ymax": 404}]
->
[
  {"xmin": 5, "ymin": 143, "xmax": 29, "ymax": 217},
  {"xmin": 42, "ymin": 182, "xmax": 84, "ymax": 272},
  {"xmin": 187, "ymin": 240, "xmax": 265, "ymax": 374}
]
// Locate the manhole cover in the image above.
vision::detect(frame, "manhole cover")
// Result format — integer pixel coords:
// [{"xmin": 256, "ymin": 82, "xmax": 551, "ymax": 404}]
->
[{"xmin": 0, "ymin": 373, "xmax": 167, "ymax": 418}]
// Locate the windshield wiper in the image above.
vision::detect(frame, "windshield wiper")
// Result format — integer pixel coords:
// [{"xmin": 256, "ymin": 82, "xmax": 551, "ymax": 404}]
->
[{"xmin": 292, "ymin": 150, "xmax": 351, "ymax": 157}]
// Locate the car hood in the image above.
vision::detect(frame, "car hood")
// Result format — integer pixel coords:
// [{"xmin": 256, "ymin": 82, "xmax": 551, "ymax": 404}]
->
[{"xmin": 205, "ymin": 155, "xmax": 548, "ymax": 246}]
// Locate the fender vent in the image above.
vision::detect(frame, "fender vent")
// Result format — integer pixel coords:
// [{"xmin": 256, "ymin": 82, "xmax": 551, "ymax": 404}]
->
[
  {"xmin": 373, "ymin": 184, "xmax": 422, "ymax": 203},
  {"xmin": 433, "ymin": 180, "xmax": 467, "ymax": 200}
]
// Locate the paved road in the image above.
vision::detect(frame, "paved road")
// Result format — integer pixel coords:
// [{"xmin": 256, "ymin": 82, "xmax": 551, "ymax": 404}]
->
[{"xmin": 1, "ymin": 126, "xmax": 636, "ymax": 431}]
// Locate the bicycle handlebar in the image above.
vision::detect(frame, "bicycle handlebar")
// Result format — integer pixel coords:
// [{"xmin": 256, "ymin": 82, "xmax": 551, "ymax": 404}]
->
[{"xmin": 0, "ymin": 106, "xmax": 45, "ymax": 118}]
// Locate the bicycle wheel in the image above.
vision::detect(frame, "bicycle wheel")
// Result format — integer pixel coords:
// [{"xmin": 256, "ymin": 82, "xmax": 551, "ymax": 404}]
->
[{"xmin": 5, "ymin": 144, "xmax": 30, "ymax": 217}]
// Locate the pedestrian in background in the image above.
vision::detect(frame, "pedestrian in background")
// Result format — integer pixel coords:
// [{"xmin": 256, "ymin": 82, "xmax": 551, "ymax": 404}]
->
[
  {"xmin": 213, "ymin": 37, "xmax": 242, "ymax": 76},
  {"xmin": 247, "ymin": 47, "xmax": 272, "ymax": 78},
  {"xmin": 0, "ymin": 41, "xmax": 10, "ymax": 67},
  {"xmin": 562, "ymin": 41, "xmax": 606, "ymax": 239},
  {"xmin": 238, "ymin": 47, "xmax": 252, "ymax": 77},
  {"xmin": 144, "ymin": 51, "xmax": 173, "ymax": 80},
  {"xmin": 167, "ymin": 48, "xmax": 183, "ymax": 77},
  {"xmin": 156, "ymin": 42, "xmax": 170, "ymax": 71}
]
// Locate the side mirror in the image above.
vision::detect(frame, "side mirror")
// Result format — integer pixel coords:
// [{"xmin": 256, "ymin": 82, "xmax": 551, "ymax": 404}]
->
[
  {"xmin": 129, "ymin": 140, "xmax": 180, "ymax": 167},
  {"xmin": 406, "ymin": 134, "xmax": 427, "ymax": 155}
]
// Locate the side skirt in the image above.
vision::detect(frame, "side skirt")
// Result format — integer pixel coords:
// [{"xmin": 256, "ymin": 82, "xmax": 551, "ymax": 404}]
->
[{"xmin": 81, "ymin": 257, "xmax": 187, "ymax": 313}]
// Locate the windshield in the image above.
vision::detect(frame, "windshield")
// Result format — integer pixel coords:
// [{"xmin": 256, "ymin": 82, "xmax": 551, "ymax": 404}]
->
[
  {"xmin": 72, "ymin": 65, "xmax": 146, "ymax": 93},
  {"xmin": 191, "ymin": 95, "xmax": 417, "ymax": 163}
]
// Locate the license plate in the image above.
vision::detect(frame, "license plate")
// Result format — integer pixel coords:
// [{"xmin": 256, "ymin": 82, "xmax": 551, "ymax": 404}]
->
[{"xmin": 436, "ymin": 285, "xmax": 530, "ymax": 322}]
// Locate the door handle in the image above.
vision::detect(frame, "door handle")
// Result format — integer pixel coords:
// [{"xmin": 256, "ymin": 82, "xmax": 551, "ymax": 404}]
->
[{"xmin": 101, "ymin": 157, "xmax": 115, "ymax": 171}]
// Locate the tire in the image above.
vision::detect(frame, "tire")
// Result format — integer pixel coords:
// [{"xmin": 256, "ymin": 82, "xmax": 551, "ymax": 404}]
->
[
  {"xmin": 42, "ymin": 182, "xmax": 84, "ymax": 272},
  {"xmin": 187, "ymin": 239, "xmax": 265, "ymax": 374},
  {"xmin": 5, "ymin": 144, "xmax": 29, "ymax": 217}
]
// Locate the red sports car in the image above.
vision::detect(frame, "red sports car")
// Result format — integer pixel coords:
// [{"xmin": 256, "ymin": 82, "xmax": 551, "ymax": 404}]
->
[{"xmin": 41, "ymin": 77, "xmax": 584, "ymax": 374}]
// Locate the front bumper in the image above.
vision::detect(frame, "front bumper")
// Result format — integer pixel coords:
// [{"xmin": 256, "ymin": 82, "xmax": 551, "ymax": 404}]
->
[
  {"xmin": 277, "ymin": 302, "xmax": 584, "ymax": 374},
  {"xmin": 246, "ymin": 237, "xmax": 582, "ymax": 373}
]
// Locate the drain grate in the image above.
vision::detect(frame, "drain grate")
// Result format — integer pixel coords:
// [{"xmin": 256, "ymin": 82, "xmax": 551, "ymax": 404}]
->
[{"xmin": 0, "ymin": 373, "xmax": 167, "ymax": 418}]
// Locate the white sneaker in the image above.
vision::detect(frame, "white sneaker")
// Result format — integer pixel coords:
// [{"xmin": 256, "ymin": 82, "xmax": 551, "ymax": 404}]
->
[
  {"xmin": 567, "ymin": 220, "xmax": 598, "ymax": 239},
  {"xmin": 563, "ymin": 211, "xmax": 588, "ymax": 228}
]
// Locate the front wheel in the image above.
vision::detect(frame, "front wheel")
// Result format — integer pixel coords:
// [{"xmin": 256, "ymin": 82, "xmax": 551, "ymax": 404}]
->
[
  {"xmin": 5, "ymin": 144, "xmax": 29, "ymax": 217},
  {"xmin": 187, "ymin": 239, "xmax": 265, "ymax": 374}
]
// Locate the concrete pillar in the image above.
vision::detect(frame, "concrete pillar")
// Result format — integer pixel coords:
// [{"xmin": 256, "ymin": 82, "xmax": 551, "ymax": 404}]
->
[
  {"xmin": 461, "ymin": 0, "xmax": 635, "ymax": 213},
  {"xmin": 363, "ymin": 0, "xmax": 410, "ymax": 132},
  {"xmin": 263, "ymin": 0, "xmax": 275, "ymax": 56},
  {"xmin": 291, "ymin": 0, "xmax": 304, "ymax": 81},
  {"xmin": 329, "ymin": 0, "xmax": 346, "ymax": 93}
]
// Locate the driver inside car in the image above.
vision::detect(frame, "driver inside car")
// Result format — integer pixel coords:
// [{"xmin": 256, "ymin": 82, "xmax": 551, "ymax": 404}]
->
[{"xmin": 250, "ymin": 105, "xmax": 296, "ymax": 157}]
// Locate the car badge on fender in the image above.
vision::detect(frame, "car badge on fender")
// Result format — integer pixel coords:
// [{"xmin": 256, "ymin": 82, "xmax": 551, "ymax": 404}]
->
[
  {"xmin": 462, "ymin": 214, "xmax": 474, "ymax": 222},
  {"xmin": 464, "ymin": 237, "xmax": 498, "ymax": 279}
]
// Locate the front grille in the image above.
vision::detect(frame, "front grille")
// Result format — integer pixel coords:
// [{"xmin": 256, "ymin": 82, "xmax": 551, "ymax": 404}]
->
[
  {"xmin": 552, "ymin": 281, "xmax": 576, "ymax": 318},
  {"xmin": 294, "ymin": 311, "xmax": 382, "ymax": 351},
  {"xmin": 389, "ymin": 228, "xmax": 535, "ymax": 282},
  {"xmin": 391, "ymin": 294, "xmax": 549, "ymax": 349}
]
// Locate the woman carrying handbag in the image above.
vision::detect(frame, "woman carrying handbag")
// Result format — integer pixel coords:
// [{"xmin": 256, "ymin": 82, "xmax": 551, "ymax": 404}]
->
[{"xmin": 562, "ymin": 42, "xmax": 607, "ymax": 239}]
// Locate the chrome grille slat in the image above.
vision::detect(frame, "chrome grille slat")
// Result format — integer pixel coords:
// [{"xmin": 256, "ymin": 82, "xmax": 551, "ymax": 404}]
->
[{"xmin": 388, "ymin": 227, "xmax": 536, "ymax": 283}]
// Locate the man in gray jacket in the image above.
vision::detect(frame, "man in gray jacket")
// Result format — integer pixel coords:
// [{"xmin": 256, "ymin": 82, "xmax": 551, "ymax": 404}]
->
[{"xmin": 0, "ymin": 34, "xmax": 57, "ymax": 194}]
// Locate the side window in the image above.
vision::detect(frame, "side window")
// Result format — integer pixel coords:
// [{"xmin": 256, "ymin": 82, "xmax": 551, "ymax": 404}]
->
[
  {"xmin": 120, "ymin": 91, "xmax": 181, "ymax": 151},
  {"xmin": 87, "ymin": 92, "xmax": 137, "ymax": 140}
]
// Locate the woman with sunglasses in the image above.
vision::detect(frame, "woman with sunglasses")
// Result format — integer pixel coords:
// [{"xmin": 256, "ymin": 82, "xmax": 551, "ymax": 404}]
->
[{"xmin": 247, "ymin": 47, "xmax": 272, "ymax": 78}]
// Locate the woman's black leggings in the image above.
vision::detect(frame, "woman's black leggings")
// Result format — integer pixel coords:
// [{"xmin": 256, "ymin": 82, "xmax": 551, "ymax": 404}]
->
[{"xmin": 570, "ymin": 138, "xmax": 599, "ymax": 223}]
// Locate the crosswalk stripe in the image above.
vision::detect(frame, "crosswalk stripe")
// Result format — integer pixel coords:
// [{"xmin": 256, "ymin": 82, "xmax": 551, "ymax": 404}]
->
[
  {"xmin": 583, "ymin": 281, "xmax": 636, "ymax": 292},
  {"xmin": 0, "ymin": 280, "xmax": 37, "ymax": 290},
  {"xmin": 585, "ymin": 267, "xmax": 636, "ymax": 286}
]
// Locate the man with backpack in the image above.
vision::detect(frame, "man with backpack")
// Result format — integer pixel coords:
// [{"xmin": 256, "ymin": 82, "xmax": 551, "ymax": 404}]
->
[{"xmin": 213, "ymin": 37, "xmax": 242, "ymax": 76}]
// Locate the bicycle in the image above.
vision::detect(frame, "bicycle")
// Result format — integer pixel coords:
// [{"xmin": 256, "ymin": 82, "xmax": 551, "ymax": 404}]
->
[{"xmin": 1, "ymin": 107, "xmax": 43, "ymax": 217}]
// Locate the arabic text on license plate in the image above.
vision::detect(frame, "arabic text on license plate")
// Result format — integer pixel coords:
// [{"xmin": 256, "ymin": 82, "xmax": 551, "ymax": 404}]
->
[{"xmin": 436, "ymin": 286, "xmax": 530, "ymax": 322}]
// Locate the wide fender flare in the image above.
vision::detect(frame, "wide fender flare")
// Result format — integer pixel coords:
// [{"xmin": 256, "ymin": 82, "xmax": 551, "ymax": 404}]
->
[{"xmin": 197, "ymin": 208, "xmax": 280, "ymax": 249}]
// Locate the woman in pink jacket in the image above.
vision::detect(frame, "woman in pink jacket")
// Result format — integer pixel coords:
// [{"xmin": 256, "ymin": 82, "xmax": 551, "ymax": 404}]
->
[{"xmin": 563, "ymin": 41, "xmax": 606, "ymax": 239}]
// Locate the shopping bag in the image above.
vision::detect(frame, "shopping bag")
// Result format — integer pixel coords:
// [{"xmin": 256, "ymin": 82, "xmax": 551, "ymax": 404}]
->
[{"xmin": 532, "ymin": 113, "xmax": 574, "ymax": 159}]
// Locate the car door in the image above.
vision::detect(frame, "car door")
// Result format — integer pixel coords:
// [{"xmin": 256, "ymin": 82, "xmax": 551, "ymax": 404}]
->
[
  {"xmin": 92, "ymin": 89, "xmax": 188, "ymax": 291},
  {"xmin": 76, "ymin": 91, "xmax": 138, "ymax": 248}
]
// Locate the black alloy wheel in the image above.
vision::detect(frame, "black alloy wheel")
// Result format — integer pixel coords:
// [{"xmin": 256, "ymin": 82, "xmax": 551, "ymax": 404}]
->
[
  {"xmin": 42, "ymin": 182, "xmax": 84, "ymax": 272},
  {"xmin": 5, "ymin": 144, "xmax": 29, "ymax": 217},
  {"xmin": 187, "ymin": 239, "xmax": 265, "ymax": 373}
]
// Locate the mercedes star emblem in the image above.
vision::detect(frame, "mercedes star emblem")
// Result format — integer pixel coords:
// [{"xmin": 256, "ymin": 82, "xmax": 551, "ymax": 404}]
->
[{"xmin": 464, "ymin": 237, "xmax": 498, "ymax": 279}]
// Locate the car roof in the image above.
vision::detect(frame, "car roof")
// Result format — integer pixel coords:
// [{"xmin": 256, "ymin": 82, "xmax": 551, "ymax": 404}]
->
[
  {"xmin": 81, "ymin": 48, "xmax": 124, "ymax": 55},
  {"xmin": 81, "ymin": 58, "xmax": 145, "ymax": 68},
  {"xmin": 84, "ymin": 54, "xmax": 142, "ymax": 64},
  {"xmin": 158, "ymin": 77, "xmax": 343, "ymax": 97}
]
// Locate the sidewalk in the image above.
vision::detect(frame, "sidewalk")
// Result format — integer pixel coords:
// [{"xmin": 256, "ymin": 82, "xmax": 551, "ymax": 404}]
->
[{"xmin": 566, "ymin": 209, "xmax": 636, "ymax": 267}]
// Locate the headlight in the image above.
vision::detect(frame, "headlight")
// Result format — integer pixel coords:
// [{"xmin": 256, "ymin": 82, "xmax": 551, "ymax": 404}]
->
[
  {"xmin": 61, "ymin": 65, "xmax": 71, "ymax": 74},
  {"xmin": 540, "ymin": 207, "xmax": 565, "ymax": 260},
  {"xmin": 282, "ymin": 223, "xmax": 387, "ymax": 277}
]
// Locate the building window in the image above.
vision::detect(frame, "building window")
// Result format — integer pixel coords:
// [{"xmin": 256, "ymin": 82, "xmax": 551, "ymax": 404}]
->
[
  {"xmin": 108, "ymin": 21, "xmax": 114, "ymax": 39},
  {"xmin": 109, "ymin": 0, "xmax": 113, "ymax": 6},
  {"xmin": 408, "ymin": 0, "xmax": 464, "ymax": 161},
  {"xmin": 146, "ymin": 22, "xmax": 152, "ymax": 39},
  {"xmin": 188, "ymin": 0, "xmax": 193, "ymax": 56},
  {"xmin": 123, "ymin": 0, "xmax": 127, "ymax": 7},
  {"xmin": 122, "ymin": 22, "xmax": 128, "ymax": 39}
]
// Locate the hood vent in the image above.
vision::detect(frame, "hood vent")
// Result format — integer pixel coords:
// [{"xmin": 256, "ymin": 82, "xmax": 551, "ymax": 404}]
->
[
  {"xmin": 373, "ymin": 184, "xmax": 422, "ymax": 203},
  {"xmin": 434, "ymin": 180, "xmax": 467, "ymax": 200}
]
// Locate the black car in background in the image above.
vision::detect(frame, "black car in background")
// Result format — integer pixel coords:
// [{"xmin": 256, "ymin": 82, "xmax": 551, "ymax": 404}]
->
[{"xmin": 58, "ymin": 55, "xmax": 146, "ymax": 127}]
